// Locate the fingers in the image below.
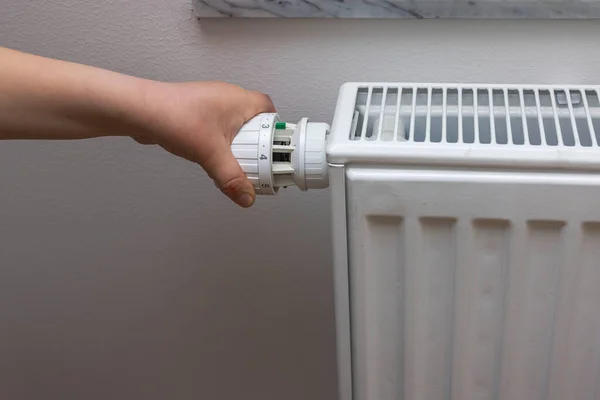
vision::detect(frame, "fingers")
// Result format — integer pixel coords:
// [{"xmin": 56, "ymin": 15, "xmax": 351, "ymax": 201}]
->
[
  {"xmin": 203, "ymin": 141, "xmax": 256, "ymax": 208},
  {"xmin": 208, "ymin": 89, "xmax": 272, "ymax": 207},
  {"xmin": 212, "ymin": 89, "xmax": 273, "ymax": 206}
]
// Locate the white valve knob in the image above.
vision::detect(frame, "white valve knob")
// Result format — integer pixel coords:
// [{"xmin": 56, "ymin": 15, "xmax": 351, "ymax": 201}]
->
[{"xmin": 231, "ymin": 113, "xmax": 329, "ymax": 195}]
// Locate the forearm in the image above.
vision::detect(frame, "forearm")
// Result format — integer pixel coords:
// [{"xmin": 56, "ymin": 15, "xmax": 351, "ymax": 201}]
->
[{"xmin": 0, "ymin": 46, "xmax": 152, "ymax": 140}]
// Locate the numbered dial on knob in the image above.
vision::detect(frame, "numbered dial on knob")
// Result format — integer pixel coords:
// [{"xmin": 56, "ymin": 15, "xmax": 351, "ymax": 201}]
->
[{"xmin": 231, "ymin": 113, "xmax": 329, "ymax": 195}]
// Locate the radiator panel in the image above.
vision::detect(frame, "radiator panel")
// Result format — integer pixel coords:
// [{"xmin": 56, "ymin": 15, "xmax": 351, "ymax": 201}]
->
[{"xmin": 345, "ymin": 167, "xmax": 600, "ymax": 400}]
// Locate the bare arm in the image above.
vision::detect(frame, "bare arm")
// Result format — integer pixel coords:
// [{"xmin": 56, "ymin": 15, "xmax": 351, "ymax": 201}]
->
[{"xmin": 0, "ymin": 46, "xmax": 276, "ymax": 207}]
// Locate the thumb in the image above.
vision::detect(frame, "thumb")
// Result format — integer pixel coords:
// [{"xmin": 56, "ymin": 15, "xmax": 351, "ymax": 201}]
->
[{"xmin": 203, "ymin": 141, "xmax": 256, "ymax": 208}]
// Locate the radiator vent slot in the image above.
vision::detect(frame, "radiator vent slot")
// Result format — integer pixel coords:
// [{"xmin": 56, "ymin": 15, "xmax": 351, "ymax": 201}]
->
[{"xmin": 351, "ymin": 85, "xmax": 600, "ymax": 147}]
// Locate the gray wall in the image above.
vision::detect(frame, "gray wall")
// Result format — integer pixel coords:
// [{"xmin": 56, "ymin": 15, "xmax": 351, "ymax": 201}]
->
[{"xmin": 1, "ymin": 1, "xmax": 599, "ymax": 398}]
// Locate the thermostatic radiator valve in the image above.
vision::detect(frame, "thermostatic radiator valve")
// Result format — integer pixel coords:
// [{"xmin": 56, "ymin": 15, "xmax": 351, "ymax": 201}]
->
[{"xmin": 231, "ymin": 113, "xmax": 329, "ymax": 195}]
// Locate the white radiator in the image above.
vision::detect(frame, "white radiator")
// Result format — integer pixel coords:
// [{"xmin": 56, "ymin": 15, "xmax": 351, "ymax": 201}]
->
[{"xmin": 232, "ymin": 83, "xmax": 600, "ymax": 400}]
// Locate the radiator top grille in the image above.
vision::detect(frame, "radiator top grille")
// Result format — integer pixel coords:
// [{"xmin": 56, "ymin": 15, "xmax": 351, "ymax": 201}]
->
[
  {"xmin": 351, "ymin": 85, "xmax": 600, "ymax": 147},
  {"xmin": 327, "ymin": 83, "xmax": 600, "ymax": 170}
]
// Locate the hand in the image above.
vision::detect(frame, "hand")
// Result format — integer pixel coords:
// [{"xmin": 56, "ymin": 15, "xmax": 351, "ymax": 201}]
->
[
  {"xmin": 135, "ymin": 81, "xmax": 276, "ymax": 208},
  {"xmin": 0, "ymin": 47, "xmax": 275, "ymax": 207}
]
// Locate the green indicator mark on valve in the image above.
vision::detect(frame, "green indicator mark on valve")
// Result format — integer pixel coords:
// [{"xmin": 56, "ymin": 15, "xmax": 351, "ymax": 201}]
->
[{"xmin": 275, "ymin": 122, "xmax": 287, "ymax": 130}]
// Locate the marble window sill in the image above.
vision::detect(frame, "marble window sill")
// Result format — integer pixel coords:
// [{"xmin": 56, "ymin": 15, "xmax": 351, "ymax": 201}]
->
[{"xmin": 194, "ymin": 0, "xmax": 600, "ymax": 18}]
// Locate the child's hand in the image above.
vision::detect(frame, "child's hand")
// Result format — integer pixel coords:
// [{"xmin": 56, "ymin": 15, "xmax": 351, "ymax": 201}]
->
[{"xmin": 135, "ymin": 81, "xmax": 276, "ymax": 208}]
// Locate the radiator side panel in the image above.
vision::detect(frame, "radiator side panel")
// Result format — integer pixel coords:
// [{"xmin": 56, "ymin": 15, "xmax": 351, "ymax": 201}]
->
[{"xmin": 331, "ymin": 165, "xmax": 353, "ymax": 400}]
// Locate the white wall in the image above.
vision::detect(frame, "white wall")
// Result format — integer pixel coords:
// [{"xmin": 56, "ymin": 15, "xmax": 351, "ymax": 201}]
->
[{"xmin": 1, "ymin": 1, "xmax": 599, "ymax": 398}]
